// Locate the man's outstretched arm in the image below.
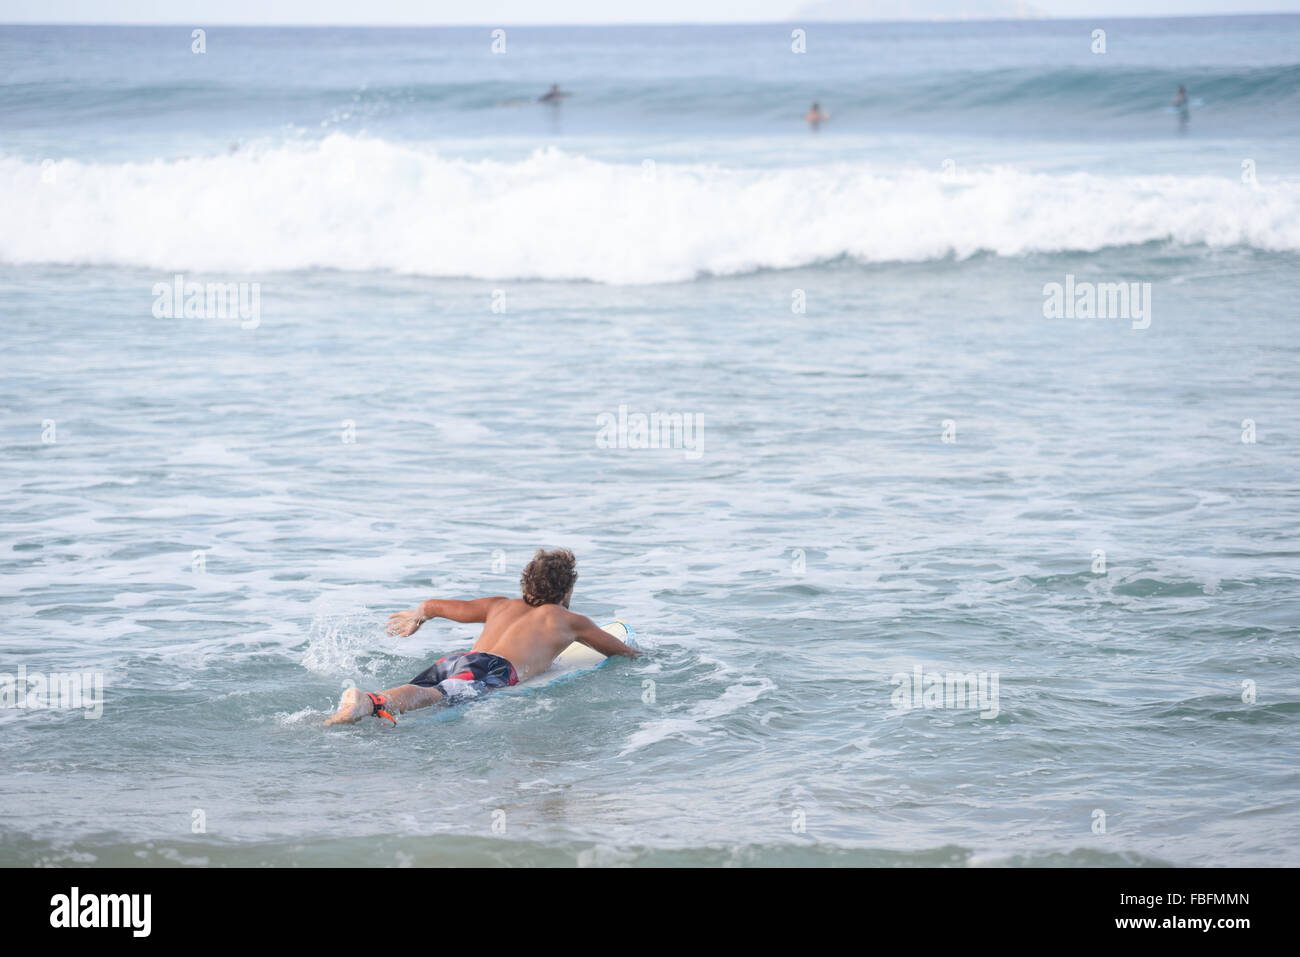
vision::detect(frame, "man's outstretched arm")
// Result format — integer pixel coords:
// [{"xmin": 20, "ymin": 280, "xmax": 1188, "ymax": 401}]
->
[
  {"xmin": 572, "ymin": 614, "xmax": 640, "ymax": 658},
  {"xmin": 387, "ymin": 597, "xmax": 509, "ymax": 637}
]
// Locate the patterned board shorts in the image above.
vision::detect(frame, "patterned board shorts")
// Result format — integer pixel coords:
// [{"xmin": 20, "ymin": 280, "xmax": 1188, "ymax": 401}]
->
[{"xmin": 408, "ymin": 651, "xmax": 519, "ymax": 704}]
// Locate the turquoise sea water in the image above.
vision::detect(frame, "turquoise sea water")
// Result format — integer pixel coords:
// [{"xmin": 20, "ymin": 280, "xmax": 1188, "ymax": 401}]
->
[{"xmin": 1, "ymin": 19, "xmax": 1298, "ymax": 866}]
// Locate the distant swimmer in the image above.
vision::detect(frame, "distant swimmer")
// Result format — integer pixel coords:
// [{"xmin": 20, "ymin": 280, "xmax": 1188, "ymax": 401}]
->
[
  {"xmin": 806, "ymin": 101, "xmax": 829, "ymax": 129},
  {"xmin": 1172, "ymin": 84, "xmax": 1190, "ymax": 129},
  {"xmin": 1163, "ymin": 85, "xmax": 1202, "ymax": 120},
  {"xmin": 538, "ymin": 83, "xmax": 570, "ymax": 104}
]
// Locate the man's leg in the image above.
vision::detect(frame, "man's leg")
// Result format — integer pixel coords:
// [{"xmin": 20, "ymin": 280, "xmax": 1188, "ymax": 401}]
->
[{"xmin": 323, "ymin": 682, "xmax": 443, "ymax": 725}]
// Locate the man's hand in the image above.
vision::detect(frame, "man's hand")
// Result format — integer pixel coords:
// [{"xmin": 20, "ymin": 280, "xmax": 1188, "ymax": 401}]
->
[{"xmin": 386, "ymin": 609, "xmax": 426, "ymax": 637}]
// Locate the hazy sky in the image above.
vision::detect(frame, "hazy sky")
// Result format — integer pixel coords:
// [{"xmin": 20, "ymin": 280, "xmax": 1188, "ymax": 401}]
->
[{"xmin": 2, "ymin": 0, "xmax": 1298, "ymax": 23}]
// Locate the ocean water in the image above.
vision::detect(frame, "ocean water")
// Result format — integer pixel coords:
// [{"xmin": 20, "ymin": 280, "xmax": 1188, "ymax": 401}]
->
[{"xmin": 1, "ymin": 18, "xmax": 1298, "ymax": 867}]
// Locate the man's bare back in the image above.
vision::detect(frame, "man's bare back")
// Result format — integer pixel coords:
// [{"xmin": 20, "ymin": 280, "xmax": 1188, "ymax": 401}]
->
[
  {"xmin": 389, "ymin": 596, "xmax": 635, "ymax": 682},
  {"xmin": 471, "ymin": 599, "xmax": 570, "ymax": 678},
  {"xmin": 324, "ymin": 548, "xmax": 637, "ymax": 725}
]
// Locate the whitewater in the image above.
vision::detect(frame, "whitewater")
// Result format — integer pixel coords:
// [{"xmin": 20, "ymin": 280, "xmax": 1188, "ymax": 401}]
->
[{"xmin": 5, "ymin": 138, "xmax": 1300, "ymax": 283}]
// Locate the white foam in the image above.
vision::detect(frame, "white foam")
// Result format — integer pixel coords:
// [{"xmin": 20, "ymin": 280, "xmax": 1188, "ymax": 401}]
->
[
  {"xmin": 6, "ymin": 136, "xmax": 1298, "ymax": 284},
  {"xmin": 167, "ymin": 441, "xmax": 257, "ymax": 468},
  {"xmin": 299, "ymin": 590, "xmax": 387, "ymax": 676}
]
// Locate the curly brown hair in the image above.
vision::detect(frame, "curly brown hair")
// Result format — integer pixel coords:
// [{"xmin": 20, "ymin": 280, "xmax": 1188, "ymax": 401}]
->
[{"xmin": 520, "ymin": 548, "xmax": 578, "ymax": 607}]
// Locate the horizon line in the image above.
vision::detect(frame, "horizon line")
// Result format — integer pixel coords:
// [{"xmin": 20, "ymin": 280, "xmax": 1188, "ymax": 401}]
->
[{"xmin": 2, "ymin": 11, "xmax": 1297, "ymax": 28}]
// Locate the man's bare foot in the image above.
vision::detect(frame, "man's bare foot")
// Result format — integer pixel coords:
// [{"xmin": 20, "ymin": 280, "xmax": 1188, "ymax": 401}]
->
[{"xmin": 323, "ymin": 687, "xmax": 373, "ymax": 725}]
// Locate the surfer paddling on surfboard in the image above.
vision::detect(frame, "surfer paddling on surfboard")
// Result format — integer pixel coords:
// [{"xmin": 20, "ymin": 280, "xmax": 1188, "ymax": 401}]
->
[{"xmin": 324, "ymin": 548, "xmax": 638, "ymax": 725}]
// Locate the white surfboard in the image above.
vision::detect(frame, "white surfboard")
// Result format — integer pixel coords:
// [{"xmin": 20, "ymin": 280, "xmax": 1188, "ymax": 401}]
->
[{"xmin": 517, "ymin": 620, "xmax": 635, "ymax": 689}]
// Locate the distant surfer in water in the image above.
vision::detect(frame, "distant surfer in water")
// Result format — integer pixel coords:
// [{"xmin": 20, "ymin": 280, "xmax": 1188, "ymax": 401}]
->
[
  {"xmin": 1173, "ymin": 85, "xmax": 1189, "ymax": 128},
  {"xmin": 538, "ymin": 83, "xmax": 570, "ymax": 103},
  {"xmin": 806, "ymin": 101, "xmax": 829, "ymax": 129},
  {"xmin": 324, "ymin": 549, "xmax": 638, "ymax": 725}
]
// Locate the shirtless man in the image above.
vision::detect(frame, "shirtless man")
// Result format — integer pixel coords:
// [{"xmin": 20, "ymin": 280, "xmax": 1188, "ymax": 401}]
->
[{"xmin": 324, "ymin": 548, "xmax": 637, "ymax": 725}]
